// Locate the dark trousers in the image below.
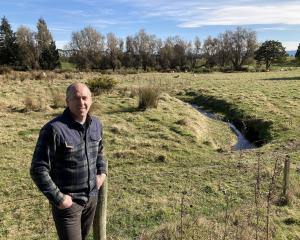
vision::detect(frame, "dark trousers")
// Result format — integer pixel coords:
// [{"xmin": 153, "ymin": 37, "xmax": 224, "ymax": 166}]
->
[{"xmin": 52, "ymin": 196, "xmax": 98, "ymax": 240}]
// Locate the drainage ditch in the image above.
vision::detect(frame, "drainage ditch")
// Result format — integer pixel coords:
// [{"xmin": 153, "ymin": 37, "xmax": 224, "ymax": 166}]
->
[{"xmin": 180, "ymin": 92, "xmax": 273, "ymax": 149}]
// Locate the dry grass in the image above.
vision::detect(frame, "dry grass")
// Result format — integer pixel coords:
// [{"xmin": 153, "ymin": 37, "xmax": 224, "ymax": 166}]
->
[
  {"xmin": 138, "ymin": 85, "xmax": 161, "ymax": 110},
  {"xmin": 51, "ymin": 90, "xmax": 66, "ymax": 109}
]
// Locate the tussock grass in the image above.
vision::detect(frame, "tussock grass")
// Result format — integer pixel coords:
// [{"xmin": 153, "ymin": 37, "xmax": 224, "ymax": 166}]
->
[
  {"xmin": 138, "ymin": 86, "xmax": 161, "ymax": 110},
  {"xmin": 51, "ymin": 89, "xmax": 66, "ymax": 109}
]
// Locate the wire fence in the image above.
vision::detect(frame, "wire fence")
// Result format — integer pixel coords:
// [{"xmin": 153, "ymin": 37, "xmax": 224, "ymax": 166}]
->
[{"xmin": 0, "ymin": 151, "xmax": 294, "ymax": 240}]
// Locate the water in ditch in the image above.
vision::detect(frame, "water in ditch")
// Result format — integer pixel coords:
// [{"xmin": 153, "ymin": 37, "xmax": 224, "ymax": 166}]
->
[{"xmin": 192, "ymin": 105, "xmax": 256, "ymax": 150}]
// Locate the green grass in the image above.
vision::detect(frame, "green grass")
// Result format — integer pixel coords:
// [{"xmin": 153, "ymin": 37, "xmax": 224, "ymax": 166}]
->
[
  {"xmin": 60, "ymin": 61, "xmax": 76, "ymax": 71},
  {"xmin": 1, "ymin": 70, "xmax": 300, "ymax": 239}
]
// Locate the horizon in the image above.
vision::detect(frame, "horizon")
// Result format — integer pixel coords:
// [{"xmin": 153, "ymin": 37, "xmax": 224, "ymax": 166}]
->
[{"xmin": 1, "ymin": 0, "xmax": 300, "ymax": 51}]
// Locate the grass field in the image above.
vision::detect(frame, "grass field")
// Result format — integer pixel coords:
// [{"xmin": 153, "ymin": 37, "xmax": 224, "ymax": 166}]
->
[{"xmin": 1, "ymin": 69, "xmax": 300, "ymax": 239}]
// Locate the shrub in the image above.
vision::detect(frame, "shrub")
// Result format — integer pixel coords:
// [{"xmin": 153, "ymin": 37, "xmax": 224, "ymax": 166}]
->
[
  {"xmin": 138, "ymin": 86, "xmax": 160, "ymax": 110},
  {"xmin": 19, "ymin": 72, "xmax": 31, "ymax": 82},
  {"xmin": 87, "ymin": 76, "xmax": 117, "ymax": 96},
  {"xmin": 31, "ymin": 71, "xmax": 47, "ymax": 80},
  {"xmin": 0, "ymin": 65, "xmax": 13, "ymax": 75},
  {"xmin": 64, "ymin": 73, "xmax": 73, "ymax": 79}
]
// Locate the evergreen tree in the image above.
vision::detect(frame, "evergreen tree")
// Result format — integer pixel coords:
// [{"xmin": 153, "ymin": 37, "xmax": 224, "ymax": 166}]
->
[
  {"xmin": 36, "ymin": 18, "xmax": 60, "ymax": 69},
  {"xmin": 39, "ymin": 41, "xmax": 60, "ymax": 70},
  {"xmin": 295, "ymin": 43, "xmax": 300, "ymax": 62},
  {"xmin": 0, "ymin": 16, "xmax": 18, "ymax": 66}
]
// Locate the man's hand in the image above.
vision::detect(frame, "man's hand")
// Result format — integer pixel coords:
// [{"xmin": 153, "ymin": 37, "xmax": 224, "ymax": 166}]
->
[
  {"xmin": 96, "ymin": 174, "xmax": 106, "ymax": 190},
  {"xmin": 58, "ymin": 194, "xmax": 73, "ymax": 209}
]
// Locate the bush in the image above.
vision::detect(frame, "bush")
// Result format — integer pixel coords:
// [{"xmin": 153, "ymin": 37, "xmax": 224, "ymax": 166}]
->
[
  {"xmin": 194, "ymin": 67, "xmax": 213, "ymax": 73},
  {"xmin": 31, "ymin": 71, "xmax": 47, "ymax": 80},
  {"xmin": 0, "ymin": 65, "xmax": 13, "ymax": 75},
  {"xmin": 18, "ymin": 72, "xmax": 31, "ymax": 82},
  {"xmin": 138, "ymin": 86, "xmax": 160, "ymax": 110},
  {"xmin": 87, "ymin": 75, "xmax": 117, "ymax": 96},
  {"xmin": 64, "ymin": 73, "xmax": 73, "ymax": 79}
]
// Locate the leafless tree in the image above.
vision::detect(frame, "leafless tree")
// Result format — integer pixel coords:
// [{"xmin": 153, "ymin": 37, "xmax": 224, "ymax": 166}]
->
[
  {"xmin": 69, "ymin": 26, "xmax": 105, "ymax": 69},
  {"xmin": 16, "ymin": 25, "xmax": 38, "ymax": 69},
  {"xmin": 202, "ymin": 36, "xmax": 219, "ymax": 68},
  {"xmin": 106, "ymin": 32, "xmax": 123, "ymax": 71},
  {"xmin": 225, "ymin": 27, "xmax": 257, "ymax": 70}
]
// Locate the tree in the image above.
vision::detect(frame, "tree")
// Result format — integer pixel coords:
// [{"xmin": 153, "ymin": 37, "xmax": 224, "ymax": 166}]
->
[
  {"xmin": 255, "ymin": 40, "xmax": 287, "ymax": 70},
  {"xmin": 191, "ymin": 36, "xmax": 201, "ymax": 69},
  {"xmin": 36, "ymin": 18, "xmax": 53, "ymax": 53},
  {"xmin": 106, "ymin": 32, "xmax": 123, "ymax": 71},
  {"xmin": 16, "ymin": 25, "xmax": 38, "ymax": 69},
  {"xmin": 225, "ymin": 27, "xmax": 257, "ymax": 70},
  {"xmin": 295, "ymin": 43, "xmax": 300, "ymax": 62},
  {"xmin": 134, "ymin": 29, "xmax": 158, "ymax": 71},
  {"xmin": 39, "ymin": 41, "xmax": 60, "ymax": 70},
  {"xmin": 123, "ymin": 36, "xmax": 138, "ymax": 68},
  {"xmin": 0, "ymin": 16, "xmax": 18, "ymax": 66},
  {"xmin": 158, "ymin": 36, "xmax": 189, "ymax": 71},
  {"xmin": 69, "ymin": 26, "xmax": 105, "ymax": 69},
  {"xmin": 36, "ymin": 18, "xmax": 60, "ymax": 69},
  {"xmin": 202, "ymin": 36, "xmax": 219, "ymax": 68},
  {"xmin": 172, "ymin": 37, "xmax": 189, "ymax": 70},
  {"xmin": 216, "ymin": 32, "xmax": 231, "ymax": 67}
]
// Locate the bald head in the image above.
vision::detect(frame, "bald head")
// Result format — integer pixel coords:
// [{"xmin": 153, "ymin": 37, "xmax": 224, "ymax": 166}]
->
[
  {"xmin": 66, "ymin": 82, "xmax": 92, "ymax": 101},
  {"xmin": 66, "ymin": 82, "xmax": 92, "ymax": 123}
]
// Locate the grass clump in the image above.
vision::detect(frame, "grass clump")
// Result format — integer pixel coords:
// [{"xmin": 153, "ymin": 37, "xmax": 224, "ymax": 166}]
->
[
  {"xmin": 52, "ymin": 90, "xmax": 66, "ymax": 109},
  {"xmin": 87, "ymin": 75, "xmax": 117, "ymax": 96},
  {"xmin": 138, "ymin": 86, "xmax": 161, "ymax": 110},
  {"xmin": 23, "ymin": 96, "xmax": 44, "ymax": 112}
]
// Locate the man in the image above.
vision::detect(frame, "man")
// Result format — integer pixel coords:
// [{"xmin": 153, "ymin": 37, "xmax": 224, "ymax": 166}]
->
[{"xmin": 30, "ymin": 82, "xmax": 106, "ymax": 240}]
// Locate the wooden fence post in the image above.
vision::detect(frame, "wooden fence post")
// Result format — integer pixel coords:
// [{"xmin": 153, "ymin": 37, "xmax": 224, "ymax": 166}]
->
[
  {"xmin": 282, "ymin": 155, "xmax": 290, "ymax": 200},
  {"xmin": 93, "ymin": 174, "xmax": 108, "ymax": 240}
]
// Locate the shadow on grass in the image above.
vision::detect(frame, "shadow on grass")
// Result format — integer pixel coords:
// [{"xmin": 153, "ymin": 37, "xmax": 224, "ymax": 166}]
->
[
  {"xmin": 264, "ymin": 76, "xmax": 300, "ymax": 81},
  {"xmin": 7, "ymin": 106, "xmax": 40, "ymax": 113}
]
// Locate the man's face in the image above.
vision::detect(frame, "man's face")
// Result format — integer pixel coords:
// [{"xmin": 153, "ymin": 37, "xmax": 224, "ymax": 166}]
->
[{"xmin": 66, "ymin": 85, "xmax": 92, "ymax": 121}]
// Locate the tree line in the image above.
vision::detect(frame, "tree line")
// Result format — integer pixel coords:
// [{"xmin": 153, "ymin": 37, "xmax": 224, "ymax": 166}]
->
[
  {"xmin": 1, "ymin": 16, "xmax": 298, "ymax": 72},
  {"xmin": 0, "ymin": 17, "xmax": 59, "ymax": 70}
]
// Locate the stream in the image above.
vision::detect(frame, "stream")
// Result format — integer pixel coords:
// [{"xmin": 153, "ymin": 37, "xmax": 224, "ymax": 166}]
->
[{"xmin": 192, "ymin": 105, "xmax": 256, "ymax": 150}]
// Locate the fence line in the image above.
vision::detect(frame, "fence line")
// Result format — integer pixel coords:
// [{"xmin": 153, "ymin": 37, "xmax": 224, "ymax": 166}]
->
[{"xmin": 1, "ymin": 153, "xmax": 292, "ymax": 239}]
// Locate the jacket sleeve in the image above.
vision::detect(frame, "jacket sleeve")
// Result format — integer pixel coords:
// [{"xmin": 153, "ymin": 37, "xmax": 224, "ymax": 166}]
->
[
  {"xmin": 30, "ymin": 125, "xmax": 65, "ymax": 206},
  {"xmin": 96, "ymin": 121, "xmax": 107, "ymax": 175}
]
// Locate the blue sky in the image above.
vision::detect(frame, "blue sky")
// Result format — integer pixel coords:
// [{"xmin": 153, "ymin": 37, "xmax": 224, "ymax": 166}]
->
[{"xmin": 1, "ymin": 0, "xmax": 300, "ymax": 50}]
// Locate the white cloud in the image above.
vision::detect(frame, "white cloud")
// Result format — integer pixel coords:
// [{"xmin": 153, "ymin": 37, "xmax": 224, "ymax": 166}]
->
[
  {"xmin": 256, "ymin": 27, "xmax": 291, "ymax": 31},
  {"xmin": 114, "ymin": 1, "xmax": 300, "ymax": 27},
  {"xmin": 86, "ymin": 19, "xmax": 119, "ymax": 29},
  {"xmin": 50, "ymin": 27, "xmax": 73, "ymax": 32},
  {"xmin": 176, "ymin": 5, "xmax": 300, "ymax": 27}
]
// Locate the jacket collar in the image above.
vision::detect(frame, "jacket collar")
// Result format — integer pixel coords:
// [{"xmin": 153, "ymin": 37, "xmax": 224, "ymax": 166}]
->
[{"xmin": 62, "ymin": 108, "xmax": 92, "ymax": 130}]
